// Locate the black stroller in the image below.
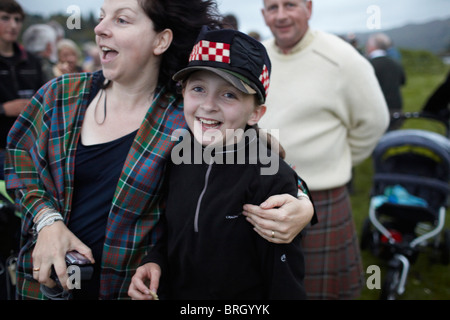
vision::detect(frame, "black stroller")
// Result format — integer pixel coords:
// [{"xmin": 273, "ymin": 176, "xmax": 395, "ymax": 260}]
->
[
  {"xmin": 0, "ymin": 179, "xmax": 20, "ymax": 300},
  {"xmin": 361, "ymin": 112, "xmax": 450, "ymax": 300}
]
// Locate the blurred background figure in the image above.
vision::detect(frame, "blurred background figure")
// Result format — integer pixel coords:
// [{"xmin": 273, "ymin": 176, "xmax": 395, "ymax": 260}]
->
[
  {"xmin": 386, "ymin": 39, "xmax": 402, "ymax": 62},
  {"xmin": 422, "ymin": 70, "xmax": 450, "ymax": 125},
  {"xmin": 82, "ymin": 41, "xmax": 101, "ymax": 73},
  {"xmin": 222, "ymin": 13, "xmax": 239, "ymax": 30},
  {"xmin": 52, "ymin": 38, "xmax": 83, "ymax": 76},
  {"xmin": 0, "ymin": 0, "xmax": 44, "ymax": 179},
  {"xmin": 47, "ymin": 20, "xmax": 65, "ymax": 43},
  {"xmin": 248, "ymin": 30, "xmax": 261, "ymax": 41},
  {"xmin": 366, "ymin": 33, "xmax": 407, "ymax": 130},
  {"xmin": 22, "ymin": 23, "xmax": 58, "ymax": 82},
  {"xmin": 346, "ymin": 32, "xmax": 362, "ymax": 54}
]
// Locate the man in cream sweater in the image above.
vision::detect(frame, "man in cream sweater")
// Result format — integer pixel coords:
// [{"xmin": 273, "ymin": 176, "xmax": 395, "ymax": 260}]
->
[{"xmin": 260, "ymin": 0, "xmax": 389, "ymax": 299}]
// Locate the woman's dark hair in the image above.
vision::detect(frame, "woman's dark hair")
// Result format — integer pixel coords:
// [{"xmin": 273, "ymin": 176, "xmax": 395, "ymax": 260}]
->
[
  {"xmin": 138, "ymin": 0, "xmax": 222, "ymax": 94},
  {"xmin": 0, "ymin": 0, "xmax": 25, "ymax": 19}
]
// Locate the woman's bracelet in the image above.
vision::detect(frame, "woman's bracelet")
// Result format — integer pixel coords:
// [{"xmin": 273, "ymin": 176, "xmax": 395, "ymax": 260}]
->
[{"xmin": 35, "ymin": 209, "xmax": 63, "ymax": 234}]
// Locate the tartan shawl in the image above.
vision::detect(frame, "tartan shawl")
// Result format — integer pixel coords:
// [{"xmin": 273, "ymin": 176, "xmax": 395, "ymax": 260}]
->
[{"xmin": 5, "ymin": 71, "xmax": 186, "ymax": 299}]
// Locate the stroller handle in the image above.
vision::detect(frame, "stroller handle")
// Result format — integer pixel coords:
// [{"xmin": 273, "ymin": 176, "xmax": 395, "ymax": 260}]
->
[{"xmin": 391, "ymin": 111, "xmax": 449, "ymax": 136}]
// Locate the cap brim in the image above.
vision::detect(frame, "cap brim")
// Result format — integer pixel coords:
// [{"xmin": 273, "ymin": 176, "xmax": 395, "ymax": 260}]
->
[{"xmin": 173, "ymin": 66, "xmax": 257, "ymax": 95}]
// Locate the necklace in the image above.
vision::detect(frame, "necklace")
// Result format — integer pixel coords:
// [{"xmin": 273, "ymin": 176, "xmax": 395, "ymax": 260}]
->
[{"xmin": 94, "ymin": 88, "xmax": 107, "ymax": 125}]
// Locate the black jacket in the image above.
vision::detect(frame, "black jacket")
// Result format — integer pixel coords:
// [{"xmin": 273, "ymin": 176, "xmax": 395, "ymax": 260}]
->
[
  {"xmin": 0, "ymin": 43, "xmax": 44, "ymax": 148},
  {"xmin": 369, "ymin": 55, "xmax": 406, "ymax": 113},
  {"xmin": 144, "ymin": 131, "xmax": 307, "ymax": 299}
]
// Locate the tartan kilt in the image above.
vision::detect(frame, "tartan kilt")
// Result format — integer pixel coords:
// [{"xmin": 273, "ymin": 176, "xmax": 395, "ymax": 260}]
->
[{"xmin": 302, "ymin": 186, "xmax": 364, "ymax": 300}]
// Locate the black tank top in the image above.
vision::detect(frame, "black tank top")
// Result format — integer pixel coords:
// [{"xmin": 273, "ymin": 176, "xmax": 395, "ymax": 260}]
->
[{"xmin": 68, "ymin": 130, "xmax": 137, "ymax": 299}]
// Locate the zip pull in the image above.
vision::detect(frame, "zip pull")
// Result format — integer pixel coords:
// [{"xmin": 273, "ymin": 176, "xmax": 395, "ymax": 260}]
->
[{"xmin": 194, "ymin": 163, "xmax": 213, "ymax": 233}]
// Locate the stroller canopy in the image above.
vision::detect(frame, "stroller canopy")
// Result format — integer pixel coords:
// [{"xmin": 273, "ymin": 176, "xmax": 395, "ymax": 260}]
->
[
  {"xmin": 373, "ymin": 129, "xmax": 450, "ymax": 181},
  {"xmin": 372, "ymin": 129, "xmax": 450, "ymax": 214}
]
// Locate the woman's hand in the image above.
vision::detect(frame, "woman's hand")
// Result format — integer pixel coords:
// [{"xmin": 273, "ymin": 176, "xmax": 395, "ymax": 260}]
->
[
  {"xmin": 128, "ymin": 263, "xmax": 161, "ymax": 300},
  {"xmin": 31, "ymin": 221, "xmax": 94, "ymax": 290},
  {"xmin": 243, "ymin": 194, "xmax": 314, "ymax": 244}
]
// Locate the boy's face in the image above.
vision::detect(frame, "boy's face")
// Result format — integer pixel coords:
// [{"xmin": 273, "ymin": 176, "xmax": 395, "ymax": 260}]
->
[
  {"xmin": 0, "ymin": 11, "xmax": 23, "ymax": 45},
  {"xmin": 183, "ymin": 70, "xmax": 266, "ymax": 147}
]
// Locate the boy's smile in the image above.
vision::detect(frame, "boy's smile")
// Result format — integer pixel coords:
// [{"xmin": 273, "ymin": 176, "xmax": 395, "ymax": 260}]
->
[{"xmin": 183, "ymin": 70, "xmax": 265, "ymax": 147}]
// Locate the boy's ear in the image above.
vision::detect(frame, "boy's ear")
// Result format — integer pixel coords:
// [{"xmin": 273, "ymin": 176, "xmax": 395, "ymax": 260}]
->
[
  {"xmin": 247, "ymin": 105, "xmax": 267, "ymax": 126},
  {"xmin": 154, "ymin": 28, "xmax": 173, "ymax": 56}
]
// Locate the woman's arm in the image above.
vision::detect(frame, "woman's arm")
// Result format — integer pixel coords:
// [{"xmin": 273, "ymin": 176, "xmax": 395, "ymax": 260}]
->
[{"xmin": 5, "ymin": 78, "xmax": 93, "ymax": 290}]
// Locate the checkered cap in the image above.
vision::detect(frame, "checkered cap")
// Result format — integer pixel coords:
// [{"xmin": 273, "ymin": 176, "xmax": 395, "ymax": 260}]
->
[{"xmin": 173, "ymin": 26, "xmax": 271, "ymax": 103}]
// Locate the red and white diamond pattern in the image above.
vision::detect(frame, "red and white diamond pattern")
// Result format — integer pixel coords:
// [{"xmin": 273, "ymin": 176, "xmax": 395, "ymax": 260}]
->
[
  {"xmin": 189, "ymin": 40, "xmax": 269, "ymax": 96},
  {"xmin": 260, "ymin": 64, "xmax": 270, "ymax": 95},
  {"xmin": 189, "ymin": 40, "xmax": 231, "ymax": 64}
]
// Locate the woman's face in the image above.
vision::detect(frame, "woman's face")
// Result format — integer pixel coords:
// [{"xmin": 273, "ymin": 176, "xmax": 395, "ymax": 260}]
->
[
  {"xmin": 58, "ymin": 46, "xmax": 79, "ymax": 72},
  {"xmin": 94, "ymin": 0, "xmax": 165, "ymax": 84}
]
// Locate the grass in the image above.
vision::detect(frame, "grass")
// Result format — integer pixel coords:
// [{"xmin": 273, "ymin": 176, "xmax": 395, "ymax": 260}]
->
[{"xmin": 352, "ymin": 50, "xmax": 450, "ymax": 300}]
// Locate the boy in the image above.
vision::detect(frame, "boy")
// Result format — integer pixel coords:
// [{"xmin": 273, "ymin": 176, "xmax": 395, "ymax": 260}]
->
[{"xmin": 128, "ymin": 27, "xmax": 311, "ymax": 300}]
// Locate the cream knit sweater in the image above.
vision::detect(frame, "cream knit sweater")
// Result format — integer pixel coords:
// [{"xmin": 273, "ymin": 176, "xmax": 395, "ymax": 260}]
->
[{"xmin": 259, "ymin": 29, "xmax": 389, "ymax": 191}]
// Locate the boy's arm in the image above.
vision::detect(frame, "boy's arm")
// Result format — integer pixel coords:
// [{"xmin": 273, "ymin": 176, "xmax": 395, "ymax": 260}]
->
[
  {"xmin": 256, "ymin": 166, "xmax": 307, "ymax": 299},
  {"xmin": 268, "ymin": 240, "xmax": 306, "ymax": 299}
]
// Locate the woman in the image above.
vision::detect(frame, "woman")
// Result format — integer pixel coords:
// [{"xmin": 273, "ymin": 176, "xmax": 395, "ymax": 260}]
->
[
  {"xmin": 52, "ymin": 38, "xmax": 83, "ymax": 77},
  {"xmin": 5, "ymin": 0, "xmax": 314, "ymax": 300}
]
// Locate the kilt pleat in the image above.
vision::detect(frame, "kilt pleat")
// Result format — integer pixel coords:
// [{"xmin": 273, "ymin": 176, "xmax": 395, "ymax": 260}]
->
[{"xmin": 302, "ymin": 186, "xmax": 364, "ymax": 300}]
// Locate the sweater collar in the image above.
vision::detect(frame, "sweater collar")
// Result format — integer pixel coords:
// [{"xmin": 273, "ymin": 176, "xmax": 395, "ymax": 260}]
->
[
  {"xmin": 273, "ymin": 28, "xmax": 315, "ymax": 55},
  {"xmin": 369, "ymin": 49, "xmax": 387, "ymax": 59}
]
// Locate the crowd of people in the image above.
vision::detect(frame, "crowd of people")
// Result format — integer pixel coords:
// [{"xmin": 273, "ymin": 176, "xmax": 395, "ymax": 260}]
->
[{"xmin": 0, "ymin": 0, "xmax": 446, "ymax": 301}]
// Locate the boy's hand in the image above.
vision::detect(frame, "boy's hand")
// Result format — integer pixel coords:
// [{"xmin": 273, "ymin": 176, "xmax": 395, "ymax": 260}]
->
[{"xmin": 128, "ymin": 263, "xmax": 161, "ymax": 300}]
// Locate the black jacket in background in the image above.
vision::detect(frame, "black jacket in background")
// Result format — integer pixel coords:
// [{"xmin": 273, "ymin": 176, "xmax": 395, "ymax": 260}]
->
[
  {"xmin": 369, "ymin": 55, "xmax": 406, "ymax": 113},
  {"xmin": 0, "ymin": 42, "xmax": 44, "ymax": 149}
]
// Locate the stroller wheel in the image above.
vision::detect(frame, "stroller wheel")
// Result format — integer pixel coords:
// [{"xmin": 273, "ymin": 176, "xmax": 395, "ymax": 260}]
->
[
  {"xmin": 380, "ymin": 254, "xmax": 410, "ymax": 300},
  {"xmin": 380, "ymin": 265, "xmax": 402, "ymax": 300}
]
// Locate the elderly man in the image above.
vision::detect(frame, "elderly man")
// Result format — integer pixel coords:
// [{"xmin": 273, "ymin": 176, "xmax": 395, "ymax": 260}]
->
[
  {"xmin": 22, "ymin": 24, "xmax": 58, "ymax": 82},
  {"xmin": 366, "ymin": 33, "xmax": 406, "ymax": 130},
  {"xmin": 259, "ymin": 0, "xmax": 390, "ymax": 299}
]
